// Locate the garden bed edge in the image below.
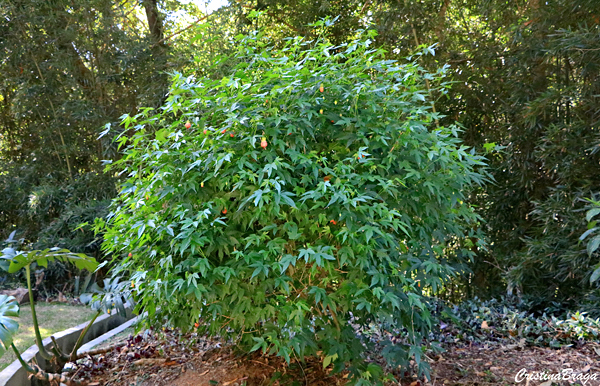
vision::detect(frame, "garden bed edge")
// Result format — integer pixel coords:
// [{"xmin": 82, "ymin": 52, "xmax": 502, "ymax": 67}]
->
[{"xmin": 0, "ymin": 306, "xmax": 135, "ymax": 386}]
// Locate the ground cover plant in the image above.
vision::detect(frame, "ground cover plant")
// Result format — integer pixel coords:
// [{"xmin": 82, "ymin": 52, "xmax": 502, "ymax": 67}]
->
[
  {"xmin": 435, "ymin": 297, "xmax": 600, "ymax": 348},
  {"xmin": 97, "ymin": 21, "xmax": 488, "ymax": 384}
]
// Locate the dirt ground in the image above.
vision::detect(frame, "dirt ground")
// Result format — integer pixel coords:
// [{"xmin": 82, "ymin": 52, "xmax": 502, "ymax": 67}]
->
[
  {"xmin": 427, "ymin": 342, "xmax": 600, "ymax": 386},
  {"xmin": 75, "ymin": 330, "xmax": 600, "ymax": 386}
]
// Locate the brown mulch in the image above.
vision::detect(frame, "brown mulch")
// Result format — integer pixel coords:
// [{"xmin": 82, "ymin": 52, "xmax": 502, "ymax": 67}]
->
[
  {"xmin": 73, "ymin": 329, "xmax": 345, "ymax": 386},
  {"xmin": 427, "ymin": 342, "xmax": 600, "ymax": 386},
  {"xmin": 70, "ymin": 330, "xmax": 600, "ymax": 386}
]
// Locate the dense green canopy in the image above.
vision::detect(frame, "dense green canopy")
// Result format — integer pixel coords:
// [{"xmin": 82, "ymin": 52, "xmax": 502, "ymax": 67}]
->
[
  {"xmin": 97, "ymin": 27, "xmax": 488, "ymax": 380},
  {"xmin": 1, "ymin": 0, "xmax": 599, "ymax": 322}
]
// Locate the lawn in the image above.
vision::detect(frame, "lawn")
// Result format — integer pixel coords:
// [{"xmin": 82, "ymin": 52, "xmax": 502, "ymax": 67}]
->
[{"xmin": 0, "ymin": 302, "xmax": 97, "ymax": 370}]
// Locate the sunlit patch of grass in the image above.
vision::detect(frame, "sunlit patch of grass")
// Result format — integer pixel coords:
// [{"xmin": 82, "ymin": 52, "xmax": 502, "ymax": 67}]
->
[{"xmin": 0, "ymin": 303, "xmax": 96, "ymax": 370}]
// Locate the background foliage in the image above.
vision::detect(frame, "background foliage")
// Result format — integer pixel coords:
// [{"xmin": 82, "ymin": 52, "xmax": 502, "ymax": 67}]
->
[
  {"xmin": 1, "ymin": 0, "xmax": 600, "ymax": 380},
  {"xmin": 0, "ymin": 0, "xmax": 238, "ymax": 285}
]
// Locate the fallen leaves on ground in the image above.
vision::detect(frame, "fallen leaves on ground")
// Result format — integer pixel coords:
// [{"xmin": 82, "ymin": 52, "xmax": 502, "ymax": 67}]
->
[
  {"xmin": 67, "ymin": 328, "xmax": 600, "ymax": 385},
  {"xmin": 71, "ymin": 329, "xmax": 345, "ymax": 386},
  {"xmin": 425, "ymin": 341, "xmax": 600, "ymax": 386}
]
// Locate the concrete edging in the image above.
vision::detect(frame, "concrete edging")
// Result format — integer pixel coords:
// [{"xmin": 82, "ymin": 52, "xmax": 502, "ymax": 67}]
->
[
  {"xmin": 0, "ymin": 306, "xmax": 135, "ymax": 386},
  {"xmin": 77, "ymin": 314, "xmax": 139, "ymax": 354}
]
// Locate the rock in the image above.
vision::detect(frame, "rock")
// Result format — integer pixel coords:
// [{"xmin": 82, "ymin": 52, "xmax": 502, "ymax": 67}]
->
[{"xmin": 0, "ymin": 287, "xmax": 30, "ymax": 304}]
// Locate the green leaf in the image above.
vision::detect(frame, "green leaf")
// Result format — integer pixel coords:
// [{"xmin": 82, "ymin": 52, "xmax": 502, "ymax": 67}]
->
[
  {"xmin": 279, "ymin": 254, "xmax": 297, "ymax": 274},
  {"xmin": 590, "ymin": 266, "xmax": 600, "ymax": 284},
  {"xmin": 2, "ymin": 248, "xmax": 98, "ymax": 274},
  {"xmin": 587, "ymin": 208, "xmax": 600, "ymax": 222},
  {"xmin": 482, "ymin": 142, "xmax": 496, "ymax": 152},
  {"xmin": 587, "ymin": 235, "xmax": 600, "ymax": 256},
  {"xmin": 0, "ymin": 295, "xmax": 19, "ymax": 358},
  {"xmin": 250, "ymin": 337, "xmax": 265, "ymax": 352},
  {"xmin": 283, "ymin": 223, "xmax": 301, "ymax": 240},
  {"xmin": 580, "ymin": 227, "xmax": 597, "ymax": 241},
  {"xmin": 280, "ymin": 192, "xmax": 297, "ymax": 208},
  {"xmin": 82, "ymin": 277, "xmax": 132, "ymax": 316},
  {"xmin": 323, "ymin": 353, "xmax": 338, "ymax": 369}
]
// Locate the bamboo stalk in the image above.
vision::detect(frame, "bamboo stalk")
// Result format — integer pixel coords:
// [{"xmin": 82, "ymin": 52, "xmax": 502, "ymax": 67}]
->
[
  {"xmin": 30, "ymin": 50, "xmax": 73, "ymax": 178},
  {"xmin": 411, "ymin": 24, "xmax": 440, "ymax": 128}
]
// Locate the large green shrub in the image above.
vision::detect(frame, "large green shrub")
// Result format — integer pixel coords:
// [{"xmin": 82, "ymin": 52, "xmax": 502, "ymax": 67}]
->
[{"xmin": 98, "ymin": 24, "xmax": 487, "ymax": 383}]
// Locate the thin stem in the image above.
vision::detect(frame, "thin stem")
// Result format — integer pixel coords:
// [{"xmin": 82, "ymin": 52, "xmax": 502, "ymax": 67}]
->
[
  {"xmin": 69, "ymin": 311, "xmax": 101, "ymax": 361},
  {"xmin": 34, "ymin": 108, "xmax": 62, "ymax": 167},
  {"xmin": 56, "ymin": 127, "xmax": 73, "ymax": 179},
  {"xmin": 326, "ymin": 304, "xmax": 341, "ymax": 332},
  {"xmin": 10, "ymin": 343, "xmax": 34, "ymax": 373},
  {"xmin": 74, "ymin": 342, "xmax": 123, "ymax": 360},
  {"xmin": 25, "ymin": 265, "xmax": 52, "ymax": 360},
  {"xmin": 152, "ymin": 13, "xmax": 210, "ymax": 47},
  {"xmin": 50, "ymin": 336, "xmax": 69, "ymax": 361},
  {"xmin": 292, "ymin": 351, "xmax": 308, "ymax": 386}
]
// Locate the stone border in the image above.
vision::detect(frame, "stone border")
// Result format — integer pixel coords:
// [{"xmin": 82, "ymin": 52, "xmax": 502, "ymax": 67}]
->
[
  {"xmin": 0, "ymin": 307, "xmax": 135, "ymax": 386},
  {"xmin": 77, "ymin": 314, "xmax": 139, "ymax": 354}
]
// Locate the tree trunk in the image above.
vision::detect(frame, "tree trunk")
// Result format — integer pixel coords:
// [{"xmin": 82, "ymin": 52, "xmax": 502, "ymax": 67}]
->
[{"xmin": 142, "ymin": 0, "xmax": 164, "ymax": 43}]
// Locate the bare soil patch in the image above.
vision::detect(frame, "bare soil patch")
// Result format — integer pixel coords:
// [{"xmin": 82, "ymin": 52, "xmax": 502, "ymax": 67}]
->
[
  {"xmin": 428, "ymin": 342, "xmax": 600, "ymax": 386},
  {"xmin": 75, "ymin": 329, "xmax": 344, "ymax": 386}
]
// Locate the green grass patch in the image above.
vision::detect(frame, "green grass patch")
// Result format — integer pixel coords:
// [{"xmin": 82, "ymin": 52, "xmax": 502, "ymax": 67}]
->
[{"xmin": 0, "ymin": 302, "xmax": 96, "ymax": 370}]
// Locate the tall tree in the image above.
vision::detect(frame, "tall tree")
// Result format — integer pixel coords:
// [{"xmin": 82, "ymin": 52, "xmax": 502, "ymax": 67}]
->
[{"xmin": 0, "ymin": 0, "xmax": 174, "ymax": 255}]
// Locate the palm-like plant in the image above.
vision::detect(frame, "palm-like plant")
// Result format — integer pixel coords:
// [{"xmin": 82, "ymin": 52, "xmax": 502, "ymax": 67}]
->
[
  {"xmin": 0, "ymin": 295, "xmax": 19, "ymax": 358},
  {"xmin": 0, "ymin": 231, "xmax": 132, "ymax": 385}
]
